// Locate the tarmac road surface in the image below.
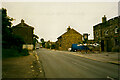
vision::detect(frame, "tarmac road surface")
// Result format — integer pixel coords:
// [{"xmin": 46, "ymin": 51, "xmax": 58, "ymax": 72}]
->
[{"xmin": 36, "ymin": 48, "xmax": 119, "ymax": 79}]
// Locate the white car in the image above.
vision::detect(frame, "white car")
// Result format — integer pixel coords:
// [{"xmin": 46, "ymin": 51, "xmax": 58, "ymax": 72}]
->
[
  {"xmin": 36, "ymin": 47, "xmax": 39, "ymax": 49},
  {"xmin": 68, "ymin": 48, "xmax": 72, "ymax": 51},
  {"xmin": 93, "ymin": 43, "xmax": 99, "ymax": 46}
]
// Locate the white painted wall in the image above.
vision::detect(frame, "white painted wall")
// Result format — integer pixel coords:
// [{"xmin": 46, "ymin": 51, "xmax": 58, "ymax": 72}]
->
[{"xmin": 22, "ymin": 44, "xmax": 34, "ymax": 50}]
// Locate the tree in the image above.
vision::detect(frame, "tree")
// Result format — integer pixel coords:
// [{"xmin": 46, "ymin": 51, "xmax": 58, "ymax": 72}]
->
[
  {"xmin": 2, "ymin": 8, "xmax": 25, "ymax": 51},
  {"xmin": 33, "ymin": 34, "xmax": 39, "ymax": 49},
  {"xmin": 2, "ymin": 8, "xmax": 14, "ymax": 48},
  {"xmin": 51, "ymin": 44, "xmax": 56, "ymax": 49},
  {"xmin": 40, "ymin": 38, "xmax": 45, "ymax": 48},
  {"xmin": 33, "ymin": 34, "xmax": 39, "ymax": 40},
  {"xmin": 2, "ymin": 8, "xmax": 14, "ymax": 42},
  {"xmin": 10, "ymin": 34, "xmax": 25, "ymax": 51},
  {"xmin": 2, "ymin": 8, "xmax": 13, "ymax": 28},
  {"xmin": 40, "ymin": 38, "xmax": 44, "ymax": 43},
  {"xmin": 46, "ymin": 42, "xmax": 50, "ymax": 49}
]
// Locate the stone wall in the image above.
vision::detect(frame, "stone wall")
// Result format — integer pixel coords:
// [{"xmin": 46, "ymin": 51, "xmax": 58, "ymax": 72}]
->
[
  {"xmin": 93, "ymin": 16, "xmax": 119, "ymax": 52},
  {"xmin": 12, "ymin": 27, "xmax": 34, "ymax": 44},
  {"xmin": 57, "ymin": 28, "xmax": 82, "ymax": 51},
  {"xmin": 22, "ymin": 44, "xmax": 34, "ymax": 50}
]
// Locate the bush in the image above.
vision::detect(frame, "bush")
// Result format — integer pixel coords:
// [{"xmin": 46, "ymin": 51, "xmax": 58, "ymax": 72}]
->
[
  {"xmin": 20, "ymin": 49, "xmax": 29, "ymax": 56},
  {"xmin": 2, "ymin": 49, "xmax": 21, "ymax": 58},
  {"xmin": 51, "ymin": 44, "xmax": 56, "ymax": 49},
  {"xmin": 2, "ymin": 48, "xmax": 29, "ymax": 58}
]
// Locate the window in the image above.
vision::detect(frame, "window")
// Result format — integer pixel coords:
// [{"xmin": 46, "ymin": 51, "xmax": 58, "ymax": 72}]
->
[
  {"xmin": 96, "ymin": 32, "xmax": 98, "ymax": 37},
  {"xmin": 115, "ymin": 26, "xmax": 118, "ymax": 34},
  {"xmin": 60, "ymin": 44, "xmax": 61, "ymax": 47},
  {"xmin": 115, "ymin": 39, "xmax": 119, "ymax": 46},
  {"xmin": 105, "ymin": 30, "xmax": 108, "ymax": 35}
]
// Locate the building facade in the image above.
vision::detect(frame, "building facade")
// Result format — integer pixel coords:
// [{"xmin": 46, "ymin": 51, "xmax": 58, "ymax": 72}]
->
[
  {"xmin": 93, "ymin": 15, "xmax": 120, "ymax": 52},
  {"xmin": 56, "ymin": 26, "xmax": 82, "ymax": 51},
  {"xmin": 12, "ymin": 19, "xmax": 34, "ymax": 50}
]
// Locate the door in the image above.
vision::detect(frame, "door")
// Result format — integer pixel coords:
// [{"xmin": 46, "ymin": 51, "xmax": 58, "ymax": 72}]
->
[
  {"xmin": 101, "ymin": 40, "xmax": 104, "ymax": 51},
  {"xmin": 106, "ymin": 40, "xmax": 111, "ymax": 52}
]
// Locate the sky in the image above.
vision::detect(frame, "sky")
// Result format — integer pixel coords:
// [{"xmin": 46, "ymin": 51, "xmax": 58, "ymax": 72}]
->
[{"xmin": 2, "ymin": 1, "xmax": 118, "ymax": 42}]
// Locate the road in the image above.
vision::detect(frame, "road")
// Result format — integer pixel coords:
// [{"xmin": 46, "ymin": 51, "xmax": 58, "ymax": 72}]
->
[{"xmin": 36, "ymin": 48, "xmax": 119, "ymax": 79}]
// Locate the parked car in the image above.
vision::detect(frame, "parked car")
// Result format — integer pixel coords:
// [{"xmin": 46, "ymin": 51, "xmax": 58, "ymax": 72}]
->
[
  {"xmin": 68, "ymin": 48, "xmax": 72, "ymax": 51},
  {"xmin": 71, "ymin": 44, "xmax": 90, "ymax": 52},
  {"xmin": 36, "ymin": 47, "xmax": 39, "ymax": 49},
  {"xmin": 93, "ymin": 43, "xmax": 99, "ymax": 47}
]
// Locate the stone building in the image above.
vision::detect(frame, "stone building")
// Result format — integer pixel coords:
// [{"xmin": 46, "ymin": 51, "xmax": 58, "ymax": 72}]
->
[
  {"xmin": 93, "ymin": 15, "xmax": 120, "ymax": 52},
  {"xmin": 45, "ymin": 40, "xmax": 56, "ymax": 49},
  {"xmin": 12, "ymin": 19, "xmax": 34, "ymax": 50},
  {"xmin": 56, "ymin": 26, "xmax": 82, "ymax": 51}
]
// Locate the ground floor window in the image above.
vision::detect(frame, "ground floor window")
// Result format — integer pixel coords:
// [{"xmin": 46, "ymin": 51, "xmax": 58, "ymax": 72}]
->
[{"xmin": 115, "ymin": 39, "xmax": 119, "ymax": 46}]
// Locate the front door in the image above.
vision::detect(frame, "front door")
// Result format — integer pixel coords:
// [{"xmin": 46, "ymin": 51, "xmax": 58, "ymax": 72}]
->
[
  {"xmin": 106, "ymin": 40, "xmax": 111, "ymax": 52},
  {"xmin": 101, "ymin": 40, "xmax": 104, "ymax": 51}
]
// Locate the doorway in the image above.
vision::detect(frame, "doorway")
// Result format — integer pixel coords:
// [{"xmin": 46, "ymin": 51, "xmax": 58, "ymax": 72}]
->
[
  {"xmin": 106, "ymin": 40, "xmax": 111, "ymax": 52},
  {"xmin": 101, "ymin": 40, "xmax": 104, "ymax": 51}
]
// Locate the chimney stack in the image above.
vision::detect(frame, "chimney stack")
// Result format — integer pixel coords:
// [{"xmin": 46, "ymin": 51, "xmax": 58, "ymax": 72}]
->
[
  {"xmin": 102, "ymin": 15, "xmax": 107, "ymax": 23},
  {"xmin": 67, "ymin": 26, "xmax": 71, "ymax": 31}
]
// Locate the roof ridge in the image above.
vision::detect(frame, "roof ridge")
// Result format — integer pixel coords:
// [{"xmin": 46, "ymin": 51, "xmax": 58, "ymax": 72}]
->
[
  {"xmin": 12, "ymin": 21, "xmax": 34, "ymax": 29},
  {"xmin": 57, "ymin": 28, "xmax": 82, "ymax": 39},
  {"xmin": 71, "ymin": 28, "xmax": 82, "ymax": 35}
]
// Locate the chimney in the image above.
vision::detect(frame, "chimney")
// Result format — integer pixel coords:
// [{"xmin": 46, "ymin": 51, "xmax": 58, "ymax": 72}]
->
[
  {"xmin": 67, "ymin": 26, "xmax": 71, "ymax": 31},
  {"xmin": 102, "ymin": 15, "xmax": 107, "ymax": 23},
  {"xmin": 21, "ymin": 19, "xmax": 24, "ymax": 23},
  {"xmin": 21, "ymin": 19, "xmax": 24, "ymax": 26}
]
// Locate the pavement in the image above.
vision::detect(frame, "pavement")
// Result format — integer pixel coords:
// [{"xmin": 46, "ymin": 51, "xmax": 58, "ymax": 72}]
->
[
  {"xmin": 2, "ymin": 50, "xmax": 45, "ymax": 79},
  {"xmin": 74, "ymin": 52, "xmax": 120, "ymax": 65},
  {"xmin": 63, "ymin": 51, "xmax": 120, "ymax": 65}
]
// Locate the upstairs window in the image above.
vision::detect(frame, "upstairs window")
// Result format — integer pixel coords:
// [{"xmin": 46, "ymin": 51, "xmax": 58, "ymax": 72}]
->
[
  {"xmin": 115, "ymin": 26, "xmax": 118, "ymax": 34},
  {"xmin": 105, "ymin": 30, "xmax": 108, "ymax": 35},
  {"xmin": 96, "ymin": 32, "xmax": 98, "ymax": 37}
]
